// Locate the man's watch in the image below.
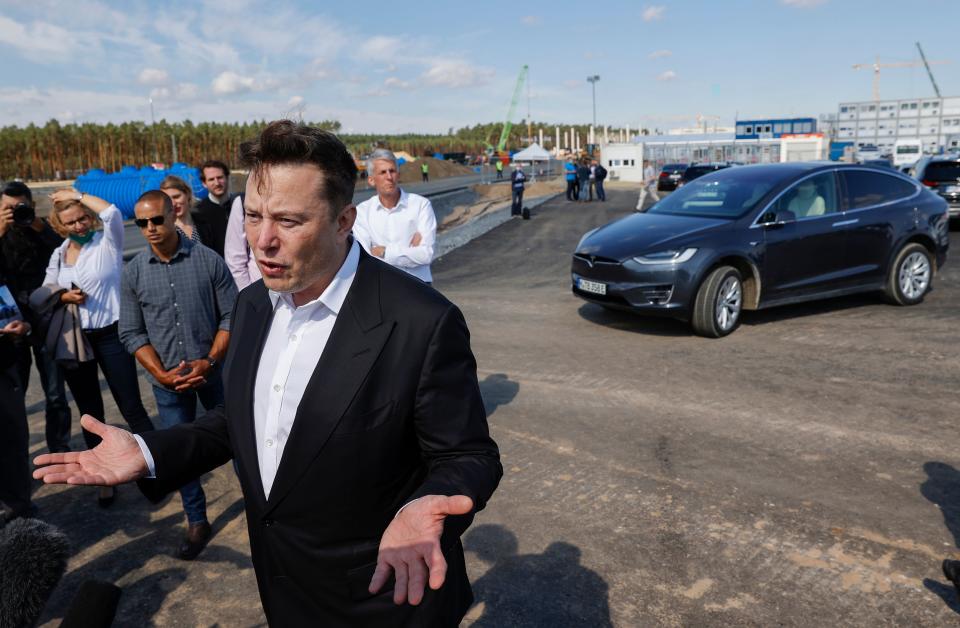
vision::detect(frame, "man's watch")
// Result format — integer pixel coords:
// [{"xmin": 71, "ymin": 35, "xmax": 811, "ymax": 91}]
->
[{"xmin": 204, "ymin": 356, "xmax": 216, "ymax": 368}]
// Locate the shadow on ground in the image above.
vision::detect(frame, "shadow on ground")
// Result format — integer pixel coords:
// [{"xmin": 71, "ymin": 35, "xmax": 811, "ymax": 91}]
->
[
  {"xmin": 478, "ymin": 373, "xmax": 520, "ymax": 418},
  {"xmin": 921, "ymin": 461, "xmax": 960, "ymax": 616},
  {"xmin": 463, "ymin": 524, "xmax": 612, "ymax": 627}
]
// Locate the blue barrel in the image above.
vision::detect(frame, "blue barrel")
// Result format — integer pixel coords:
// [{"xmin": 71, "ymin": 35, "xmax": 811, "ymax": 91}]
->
[{"xmin": 75, "ymin": 164, "xmax": 207, "ymax": 218}]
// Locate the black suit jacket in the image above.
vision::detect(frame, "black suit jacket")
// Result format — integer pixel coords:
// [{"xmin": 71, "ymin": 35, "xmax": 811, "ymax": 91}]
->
[
  {"xmin": 193, "ymin": 196, "xmax": 230, "ymax": 257},
  {"xmin": 139, "ymin": 249, "xmax": 502, "ymax": 627}
]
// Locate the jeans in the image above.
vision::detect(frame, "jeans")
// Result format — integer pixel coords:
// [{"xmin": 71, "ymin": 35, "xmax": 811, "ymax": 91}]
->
[
  {"xmin": 152, "ymin": 372, "xmax": 224, "ymax": 525},
  {"xmin": 636, "ymin": 183, "xmax": 661, "ymax": 210},
  {"xmin": 578, "ymin": 181, "xmax": 589, "ymax": 201},
  {"xmin": 0, "ymin": 364, "xmax": 32, "ymax": 516},
  {"xmin": 18, "ymin": 342, "xmax": 72, "ymax": 452},
  {"xmin": 566, "ymin": 179, "xmax": 577, "ymax": 201},
  {"xmin": 595, "ymin": 180, "xmax": 606, "ymax": 202},
  {"xmin": 60, "ymin": 323, "xmax": 154, "ymax": 449},
  {"xmin": 511, "ymin": 188, "xmax": 524, "ymax": 215}
]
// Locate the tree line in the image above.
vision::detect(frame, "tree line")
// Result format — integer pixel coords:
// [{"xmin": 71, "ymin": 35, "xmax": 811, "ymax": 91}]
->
[{"xmin": 0, "ymin": 119, "xmax": 632, "ymax": 181}]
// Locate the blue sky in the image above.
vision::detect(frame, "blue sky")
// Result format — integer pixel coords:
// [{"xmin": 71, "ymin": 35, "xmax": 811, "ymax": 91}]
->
[{"xmin": 0, "ymin": 0, "xmax": 957, "ymax": 133}]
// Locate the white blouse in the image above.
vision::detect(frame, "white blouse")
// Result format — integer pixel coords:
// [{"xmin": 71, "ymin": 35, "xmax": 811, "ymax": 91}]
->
[{"xmin": 44, "ymin": 204, "xmax": 125, "ymax": 330}]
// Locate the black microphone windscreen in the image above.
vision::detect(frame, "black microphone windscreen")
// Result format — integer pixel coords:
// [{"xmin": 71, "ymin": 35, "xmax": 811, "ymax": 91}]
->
[
  {"xmin": 0, "ymin": 517, "xmax": 70, "ymax": 628},
  {"xmin": 59, "ymin": 580, "xmax": 122, "ymax": 628}
]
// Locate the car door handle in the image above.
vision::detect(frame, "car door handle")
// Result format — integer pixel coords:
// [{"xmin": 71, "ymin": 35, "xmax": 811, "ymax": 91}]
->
[{"xmin": 832, "ymin": 219, "xmax": 859, "ymax": 227}]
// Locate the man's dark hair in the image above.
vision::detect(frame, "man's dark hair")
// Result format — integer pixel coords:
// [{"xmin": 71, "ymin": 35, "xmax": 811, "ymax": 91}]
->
[
  {"xmin": 136, "ymin": 189, "xmax": 173, "ymax": 215},
  {"xmin": 199, "ymin": 159, "xmax": 230, "ymax": 181},
  {"xmin": 239, "ymin": 120, "xmax": 357, "ymax": 219},
  {"xmin": 1, "ymin": 181, "xmax": 32, "ymax": 204}
]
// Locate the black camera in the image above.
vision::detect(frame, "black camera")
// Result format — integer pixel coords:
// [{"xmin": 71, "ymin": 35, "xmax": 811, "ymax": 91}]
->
[{"xmin": 12, "ymin": 202, "xmax": 35, "ymax": 227}]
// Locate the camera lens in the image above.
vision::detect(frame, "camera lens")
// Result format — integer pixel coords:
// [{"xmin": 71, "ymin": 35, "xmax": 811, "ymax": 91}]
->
[{"xmin": 12, "ymin": 202, "xmax": 35, "ymax": 227}]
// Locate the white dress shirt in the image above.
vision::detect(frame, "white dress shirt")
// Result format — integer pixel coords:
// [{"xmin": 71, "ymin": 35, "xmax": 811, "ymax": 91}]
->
[
  {"xmin": 224, "ymin": 195, "xmax": 261, "ymax": 289},
  {"xmin": 353, "ymin": 189, "xmax": 436, "ymax": 283},
  {"xmin": 43, "ymin": 204, "xmax": 124, "ymax": 330},
  {"xmin": 136, "ymin": 240, "xmax": 359, "ymax": 499}
]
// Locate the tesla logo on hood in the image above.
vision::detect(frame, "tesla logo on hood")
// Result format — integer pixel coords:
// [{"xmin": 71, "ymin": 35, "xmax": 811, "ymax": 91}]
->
[{"xmin": 586, "ymin": 256, "xmax": 595, "ymax": 268}]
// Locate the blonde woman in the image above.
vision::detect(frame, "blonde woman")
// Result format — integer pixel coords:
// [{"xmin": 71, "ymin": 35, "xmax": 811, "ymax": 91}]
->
[
  {"xmin": 159, "ymin": 175, "xmax": 211, "ymax": 245},
  {"xmin": 44, "ymin": 188, "xmax": 154, "ymax": 506}
]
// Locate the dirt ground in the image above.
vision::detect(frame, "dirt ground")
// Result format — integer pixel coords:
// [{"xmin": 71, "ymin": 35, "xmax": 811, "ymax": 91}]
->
[
  {"xmin": 439, "ymin": 179, "xmax": 565, "ymax": 230},
  {"xmin": 396, "ymin": 157, "xmax": 474, "ymax": 184}
]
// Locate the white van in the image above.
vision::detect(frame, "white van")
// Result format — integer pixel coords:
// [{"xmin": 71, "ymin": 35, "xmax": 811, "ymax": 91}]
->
[{"xmin": 893, "ymin": 139, "xmax": 922, "ymax": 168}]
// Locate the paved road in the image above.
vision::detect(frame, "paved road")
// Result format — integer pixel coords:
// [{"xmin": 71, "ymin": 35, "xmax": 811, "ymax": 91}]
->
[{"xmin": 28, "ymin": 187, "xmax": 960, "ymax": 626}]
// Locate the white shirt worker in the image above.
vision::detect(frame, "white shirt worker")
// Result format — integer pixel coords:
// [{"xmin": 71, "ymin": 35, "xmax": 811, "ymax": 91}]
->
[{"xmin": 353, "ymin": 189, "xmax": 436, "ymax": 283}]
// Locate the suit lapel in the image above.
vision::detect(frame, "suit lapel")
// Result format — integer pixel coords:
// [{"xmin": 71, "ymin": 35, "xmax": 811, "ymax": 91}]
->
[
  {"xmin": 264, "ymin": 253, "xmax": 394, "ymax": 513},
  {"xmin": 228, "ymin": 282, "xmax": 273, "ymax": 508}
]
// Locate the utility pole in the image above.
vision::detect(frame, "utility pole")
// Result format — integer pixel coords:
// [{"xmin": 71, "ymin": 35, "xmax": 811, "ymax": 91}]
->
[
  {"xmin": 148, "ymin": 97, "xmax": 159, "ymax": 163},
  {"xmin": 587, "ymin": 75, "xmax": 600, "ymax": 131}
]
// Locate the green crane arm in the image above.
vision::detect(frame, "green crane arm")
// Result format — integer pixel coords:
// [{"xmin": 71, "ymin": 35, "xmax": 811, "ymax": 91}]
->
[
  {"xmin": 497, "ymin": 65, "xmax": 529, "ymax": 153},
  {"xmin": 916, "ymin": 42, "xmax": 942, "ymax": 98}
]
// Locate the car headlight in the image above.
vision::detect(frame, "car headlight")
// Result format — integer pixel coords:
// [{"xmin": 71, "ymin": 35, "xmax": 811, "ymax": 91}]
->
[{"xmin": 633, "ymin": 248, "xmax": 698, "ymax": 265}]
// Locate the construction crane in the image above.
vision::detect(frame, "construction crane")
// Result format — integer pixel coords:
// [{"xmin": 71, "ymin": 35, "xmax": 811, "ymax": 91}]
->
[
  {"xmin": 915, "ymin": 42, "xmax": 942, "ymax": 98},
  {"xmin": 852, "ymin": 55, "xmax": 948, "ymax": 101},
  {"xmin": 495, "ymin": 65, "xmax": 529, "ymax": 153}
]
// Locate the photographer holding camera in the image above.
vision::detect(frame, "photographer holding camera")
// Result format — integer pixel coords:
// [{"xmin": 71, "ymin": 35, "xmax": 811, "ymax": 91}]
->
[{"xmin": 0, "ymin": 181, "xmax": 72, "ymax": 454}]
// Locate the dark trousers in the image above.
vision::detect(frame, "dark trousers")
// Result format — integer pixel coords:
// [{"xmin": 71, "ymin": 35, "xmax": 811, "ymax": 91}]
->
[
  {"xmin": 595, "ymin": 179, "xmax": 606, "ymax": 201},
  {"xmin": 18, "ymin": 342, "xmax": 72, "ymax": 452},
  {"xmin": 588, "ymin": 180, "xmax": 595, "ymax": 201},
  {"xmin": 566, "ymin": 179, "xmax": 577, "ymax": 201},
  {"xmin": 60, "ymin": 323, "xmax": 154, "ymax": 449},
  {"xmin": 422, "ymin": 173, "xmax": 428, "ymax": 182},
  {"xmin": 152, "ymin": 373, "xmax": 224, "ymax": 524},
  {"xmin": 0, "ymin": 364, "xmax": 32, "ymax": 516},
  {"xmin": 511, "ymin": 188, "xmax": 524, "ymax": 215},
  {"xmin": 496, "ymin": 169, "xmax": 503, "ymax": 179}
]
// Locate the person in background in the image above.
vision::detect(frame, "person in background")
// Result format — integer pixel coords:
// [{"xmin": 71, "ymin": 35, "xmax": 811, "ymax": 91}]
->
[
  {"xmin": 159, "ymin": 176, "xmax": 211, "ymax": 245},
  {"xmin": 637, "ymin": 160, "xmax": 660, "ymax": 210},
  {"xmin": 193, "ymin": 160, "xmax": 232, "ymax": 257},
  {"xmin": 592, "ymin": 159, "xmax": 607, "ymax": 202},
  {"xmin": 588, "ymin": 160, "xmax": 597, "ymax": 201},
  {"xmin": 44, "ymin": 188, "xmax": 154, "ymax": 506},
  {"xmin": 120, "ymin": 190, "xmax": 237, "ymax": 560},
  {"xmin": 495, "ymin": 158, "xmax": 504, "ymax": 180},
  {"xmin": 0, "ymin": 254, "xmax": 36, "ymax": 522},
  {"xmin": 510, "ymin": 163, "xmax": 526, "ymax": 217},
  {"xmin": 0, "ymin": 182, "xmax": 72, "ymax": 453},
  {"xmin": 223, "ymin": 192, "xmax": 260, "ymax": 290},
  {"xmin": 421, "ymin": 160, "xmax": 429, "ymax": 182},
  {"xmin": 577, "ymin": 159, "xmax": 591, "ymax": 202},
  {"xmin": 354, "ymin": 148, "xmax": 437, "ymax": 284},
  {"xmin": 565, "ymin": 158, "xmax": 577, "ymax": 201}
]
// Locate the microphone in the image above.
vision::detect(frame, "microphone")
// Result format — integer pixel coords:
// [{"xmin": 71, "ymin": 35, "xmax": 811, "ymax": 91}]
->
[
  {"xmin": 59, "ymin": 580, "xmax": 122, "ymax": 628},
  {"xmin": 0, "ymin": 517, "xmax": 70, "ymax": 628}
]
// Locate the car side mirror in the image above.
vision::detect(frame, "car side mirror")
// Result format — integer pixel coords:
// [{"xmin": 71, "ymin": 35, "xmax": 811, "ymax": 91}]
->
[{"xmin": 760, "ymin": 209, "xmax": 796, "ymax": 227}]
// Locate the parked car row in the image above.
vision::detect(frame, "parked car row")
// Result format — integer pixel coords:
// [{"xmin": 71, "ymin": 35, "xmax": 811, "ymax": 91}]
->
[
  {"xmin": 913, "ymin": 153, "xmax": 960, "ymax": 220},
  {"xmin": 572, "ymin": 162, "xmax": 951, "ymax": 338}
]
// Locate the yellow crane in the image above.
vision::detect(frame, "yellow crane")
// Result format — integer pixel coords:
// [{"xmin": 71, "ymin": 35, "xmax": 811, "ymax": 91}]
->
[{"xmin": 852, "ymin": 55, "xmax": 948, "ymax": 101}]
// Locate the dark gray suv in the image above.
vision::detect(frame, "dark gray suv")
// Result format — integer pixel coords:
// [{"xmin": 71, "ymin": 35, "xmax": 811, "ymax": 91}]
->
[{"xmin": 914, "ymin": 154, "xmax": 960, "ymax": 220}]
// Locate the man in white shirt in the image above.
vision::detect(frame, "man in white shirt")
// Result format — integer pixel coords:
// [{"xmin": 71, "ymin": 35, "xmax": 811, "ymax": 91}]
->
[
  {"xmin": 353, "ymin": 149, "xmax": 436, "ymax": 284},
  {"xmin": 223, "ymin": 194, "xmax": 261, "ymax": 290}
]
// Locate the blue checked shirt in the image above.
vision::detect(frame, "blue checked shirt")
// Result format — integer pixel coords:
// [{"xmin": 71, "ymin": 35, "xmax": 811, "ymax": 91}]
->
[{"xmin": 119, "ymin": 236, "xmax": 237, "ymax": 387}]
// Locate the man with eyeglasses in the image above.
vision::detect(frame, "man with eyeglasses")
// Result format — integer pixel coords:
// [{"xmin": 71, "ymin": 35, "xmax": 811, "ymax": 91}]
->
[{"xmin": 119, "ymin": 189, "xmax": 237, "ymax": 560}]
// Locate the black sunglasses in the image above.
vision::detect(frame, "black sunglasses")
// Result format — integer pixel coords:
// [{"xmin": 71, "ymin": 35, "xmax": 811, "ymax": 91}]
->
[{"xmin": 134, "ymin": 216, "xmax": 165, "ymax": 228}]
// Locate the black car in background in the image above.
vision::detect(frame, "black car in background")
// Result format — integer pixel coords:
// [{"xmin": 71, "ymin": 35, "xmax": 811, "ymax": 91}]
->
[
  {"xmin": 678, "ymin": 163, "xmax": 732, "ymax": 187},
  {"xmin": 656, "ymin": 163, "xmax": 688, "ymax": 191},
  {"xmin": 914, "ymin": 154, "xmax": 960, "ymax": 220},
  {"xmin": 572, "ymin": 163, "xmax": 949, "ymax": 337}
]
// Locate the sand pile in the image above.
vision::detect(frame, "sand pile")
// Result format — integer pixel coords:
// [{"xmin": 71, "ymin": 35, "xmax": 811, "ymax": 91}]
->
[
  {"xmin": 438, "ymin": 179, "xmax": 564, "ymax": 231},
  {"xmin": 397, "ymin": 157, "xmax": 473, "ymax": 183},
  {"xmin": 471, "ymin": 178, "xmax": 564, "ymax": 201}
]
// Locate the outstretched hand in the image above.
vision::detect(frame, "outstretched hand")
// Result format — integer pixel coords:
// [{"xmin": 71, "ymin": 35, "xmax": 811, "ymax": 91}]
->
[
  {"xmin": 369, "ymin": 494, "xmax": 473, "ymax": 605},
  {"xmin": 33, "ymin": 415, "xmax": 148, "ymax": 486}
]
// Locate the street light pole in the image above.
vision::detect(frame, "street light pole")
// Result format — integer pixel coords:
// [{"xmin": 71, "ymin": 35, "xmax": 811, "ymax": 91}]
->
[
  {"xmin": 586, "ymin": 75, "xmax": 600, "ymax": 130},
  {"xmin": 149, "ymin": 97, "xmax": 159, "ymax": 163}
]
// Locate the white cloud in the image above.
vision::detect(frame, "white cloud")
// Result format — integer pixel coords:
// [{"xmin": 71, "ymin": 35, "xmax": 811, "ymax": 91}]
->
[
  {"xmin": 781, "ymin": 0, "xmax": 827, "ymax": 6},
  {"xmin": 384, "ymin": 77, "xmax": 414, "ymax": 90},
  {"xmin": 642, "ymin": 5, "xmax": 666, "ymax": 21},
  {"xmin": 149, "ymin": 82, "xmax": 201, "ymax": 102},
  {"xmin": 421, "ymin": 60, "xmax": 494, "ymax": 88},
  {"xmin": 657, "ymin": 70, "xmax": 677, "ymax": 81},
  {"xmin": 0, "ymin": 16, "xmax": 91, "ymax": 62},
  {"xmin": 138, "ymin": 68, "xmax": 169, "ymax": 85},
  {"xmin": 212, "ymin": 71, "xmax": 258, "ymax": 95},
  {"xmin": 288, "ymin": 95, "xmax": 304, "ymax": 107},
  {"xmin": 649, "ymin": 49, "xmax": 672, "ymax": 59},
  {"xmin": 357, "ymin": 35, "xmax": 403, "ymax": 61},
  {"xmin": 521, "ymin": 15, "xmax": 542, "ymax": 26}
]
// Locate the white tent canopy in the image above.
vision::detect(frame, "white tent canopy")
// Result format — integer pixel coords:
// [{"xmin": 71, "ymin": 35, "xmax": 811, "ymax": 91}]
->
[{"xmin": 511, "ymin": 143, "xmax": 551, "ymax": 162}]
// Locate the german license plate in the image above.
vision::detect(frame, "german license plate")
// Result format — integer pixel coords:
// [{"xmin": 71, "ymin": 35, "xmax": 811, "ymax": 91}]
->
[{"xmin": 578, "ymin": 278, "xmax": 607, "ymax": 295}]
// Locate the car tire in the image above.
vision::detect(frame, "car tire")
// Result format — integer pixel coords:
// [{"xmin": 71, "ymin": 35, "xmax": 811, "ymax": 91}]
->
[
  {"xmin": 884, "ymin": 243, "xmax": 932, "ymax": 306},
  {"xmin": 691, "ymin": 266, "xmax": 743, "ymax": 338}
]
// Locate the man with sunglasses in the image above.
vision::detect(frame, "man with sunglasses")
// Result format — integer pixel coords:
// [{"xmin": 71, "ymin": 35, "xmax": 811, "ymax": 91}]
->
[{"xmin": 119, "ymin": 189, "xmax": 237, "ymax": 560}]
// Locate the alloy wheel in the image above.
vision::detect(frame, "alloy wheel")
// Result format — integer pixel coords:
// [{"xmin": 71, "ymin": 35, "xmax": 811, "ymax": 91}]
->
[
  {"xmin": 715, "ymin": 276, "xmax": 742, "ymax": 332},
  {"xmin": 898, "ymin": 251, "xmax": 930, "ymax": 300}
]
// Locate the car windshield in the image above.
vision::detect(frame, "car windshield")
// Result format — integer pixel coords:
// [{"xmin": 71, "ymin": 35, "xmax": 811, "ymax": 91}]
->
[
  {"xmin": 647, "ymin": 168, "xmax": 782, "ymax": 219},
  {"xmin": 924, "ymin": 161, "xmax": 960, "ymax": 182}
]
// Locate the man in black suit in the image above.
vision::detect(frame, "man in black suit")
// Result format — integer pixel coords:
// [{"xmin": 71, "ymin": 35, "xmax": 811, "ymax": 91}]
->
[
  {"xmin": 193, "ymin": 159, "xmax": 232, "ymax": 256},
  {"xmin": 34, "ymin": 120, "xmax": 502, "ymax": 627}
]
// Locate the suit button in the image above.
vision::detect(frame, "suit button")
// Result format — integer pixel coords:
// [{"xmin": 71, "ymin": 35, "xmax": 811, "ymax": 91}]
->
[{"xmin": 263, "ymin": 519, "xmax": 274, "ymax": 527}]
